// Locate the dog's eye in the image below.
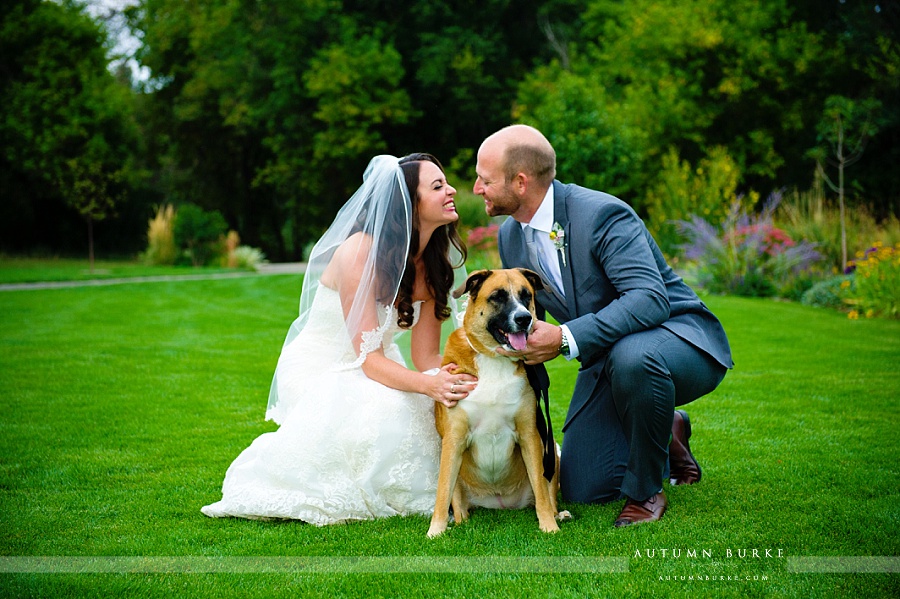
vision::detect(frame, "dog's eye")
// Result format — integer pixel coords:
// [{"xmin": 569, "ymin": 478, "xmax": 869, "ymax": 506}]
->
[
  {"xmin": 519, "ymin": 290, "xmax": 533, "ymax": 304},
  {"xmin": 489, "ymin": 289, "xmax": 508, "ymax": 304}
]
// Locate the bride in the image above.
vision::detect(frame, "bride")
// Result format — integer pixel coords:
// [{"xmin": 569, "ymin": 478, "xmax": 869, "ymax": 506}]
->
[{"xmin": 202, "ymin": 153, "xmax": 477, "ymax": 525}]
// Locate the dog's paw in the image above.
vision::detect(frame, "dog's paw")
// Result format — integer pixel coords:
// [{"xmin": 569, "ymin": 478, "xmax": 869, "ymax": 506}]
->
[
  {"xmin": 426, "ymin": 524, "xmax": 447, "ymax": 538},
  {"xmin": 556, "ymin": 510, "xmax": 573, "ymax": 522},
  {"xmin": 539, "ymin": 520, "xmax": 561, "ymax": 533}
]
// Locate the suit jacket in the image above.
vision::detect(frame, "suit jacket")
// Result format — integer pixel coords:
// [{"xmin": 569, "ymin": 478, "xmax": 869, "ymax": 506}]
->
[{"xmin": 499, "ymin": 181, "xmax": 733, "ymax": 431}]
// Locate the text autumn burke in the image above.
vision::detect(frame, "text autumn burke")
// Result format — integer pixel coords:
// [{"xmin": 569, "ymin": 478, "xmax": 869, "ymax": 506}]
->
[{"xmin": 633, "ymin": 548, "xmax": 785, "ymax": 559}]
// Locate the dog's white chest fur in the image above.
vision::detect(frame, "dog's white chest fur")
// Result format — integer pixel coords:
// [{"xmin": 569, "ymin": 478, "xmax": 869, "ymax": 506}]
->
[{"xmin": 459, "ymin": 354, "xmax": 528, "ymax": 483}]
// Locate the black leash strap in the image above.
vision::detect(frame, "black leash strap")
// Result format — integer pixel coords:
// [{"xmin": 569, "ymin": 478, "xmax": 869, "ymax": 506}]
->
[{"xmin": 525, "ymin": 362, "xmax": 555, "ymax": 482}]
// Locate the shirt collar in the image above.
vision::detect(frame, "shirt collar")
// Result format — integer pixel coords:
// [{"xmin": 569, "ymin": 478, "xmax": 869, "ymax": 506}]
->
[{"xmin": 522, "ymin": 185, "xmax": 555, "ymax": 234}]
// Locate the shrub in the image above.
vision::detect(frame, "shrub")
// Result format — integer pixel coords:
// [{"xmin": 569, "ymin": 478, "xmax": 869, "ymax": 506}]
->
[
  {"xmin": 452, "ymin": 188, "xmax": 492, "ymax": 231},
  {"xmin": 220, "ymin": 230, "xmax": 266, "ymax": 269},
  {"xmin": 142, "ymin": 204, "xmax": 178, "ymax": 265},
  {"xmin": 230, "ymin": 246, "xmax": 267, "ymax": 269},
  {"xmin": 844, "ymin": 242, "xmax": 900, "ymax": 319},
  {"xmin": 676, "ymin": 192, "xmax": 824, "ymax": 298},
  {"xmin": 173, "ymin": 204, "xmax": 228, "ymax": 266},
  {"xmin": 467, "ymin": 224, "xmax": 499, "ymax": 252},
  {"xmin": 801, "ymin": 275, "xmax": 854, "ymax": 310},
  {"xmin": 465, "ymin": 223, "xmax": 501, "ymax": 271}
]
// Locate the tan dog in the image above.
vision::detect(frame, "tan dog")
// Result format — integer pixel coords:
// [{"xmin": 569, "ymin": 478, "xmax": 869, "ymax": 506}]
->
[{"xmin": 427, "ymin": 268, "xmax": 569, "ymax": 538}]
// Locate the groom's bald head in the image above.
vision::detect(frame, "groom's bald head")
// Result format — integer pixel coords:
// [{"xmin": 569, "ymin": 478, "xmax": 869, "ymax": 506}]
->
[{"xmin": 482, "ymin": 125, "xmax": 556, "ymax": 187}]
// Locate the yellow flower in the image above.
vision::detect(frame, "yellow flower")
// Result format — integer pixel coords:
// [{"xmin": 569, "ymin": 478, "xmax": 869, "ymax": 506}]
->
[
  {"xmin": 840, "ymin": 280, "xmax": 850, "ymax": 289},
  {"xmin": 848, "ymin": 310, "xmax": 859, "ymax": 320}
]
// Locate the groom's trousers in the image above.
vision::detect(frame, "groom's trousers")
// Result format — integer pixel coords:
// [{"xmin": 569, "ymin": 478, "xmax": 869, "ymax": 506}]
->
[{"xmin": 559, "ymin": 325, "xmax": 727, "ymax": 504}]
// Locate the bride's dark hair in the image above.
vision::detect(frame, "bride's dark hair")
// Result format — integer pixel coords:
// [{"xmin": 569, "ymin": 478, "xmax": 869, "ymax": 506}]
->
[{"xmin": 396, "ymin": 153, "xmax": 467, "ymax": 329}]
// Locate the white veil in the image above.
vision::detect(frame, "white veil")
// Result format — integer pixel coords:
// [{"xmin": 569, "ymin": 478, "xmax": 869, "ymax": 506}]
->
[{"xmin": 265, "ymin": 154, "xmax": 466, "ymax": 423}]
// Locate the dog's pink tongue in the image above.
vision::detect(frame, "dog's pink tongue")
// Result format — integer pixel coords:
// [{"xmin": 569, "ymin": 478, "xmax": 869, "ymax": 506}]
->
[{"xmin": 508, "ymin": 332, "xmax": 528, "ymax": 351}]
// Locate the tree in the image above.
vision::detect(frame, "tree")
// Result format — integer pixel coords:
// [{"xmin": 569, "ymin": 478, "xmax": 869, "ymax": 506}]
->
[
  {"xmin": 513, "ymin": 0, "xmax": 896, "ymax": 220},
  {"xmin": 0, "ymin": 0, "xmax": 138, "ymax": 254},
  {"xmin": 130, "ymin": 0, "xmax": 557, "ymax": 260},
  {"xmin": 63, "ymin": 157, "xmax": 125, "ymax": 272},
  {"xmin": 809, "ymin": 95, "xmax": 882, "ymax": 271}
]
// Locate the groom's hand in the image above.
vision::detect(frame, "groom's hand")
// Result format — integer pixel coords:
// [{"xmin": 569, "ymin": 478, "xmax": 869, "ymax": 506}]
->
[{"xmin": 498, "ymin": 320, "xmax": 563, "ymax": 365}]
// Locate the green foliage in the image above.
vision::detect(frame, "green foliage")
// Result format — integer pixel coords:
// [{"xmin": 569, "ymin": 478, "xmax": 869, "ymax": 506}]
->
[
  {"xmin": 304, "ymin": 33, "xmax": 415, "ymax": 162},
  {"xmin": 810, "ymin": 96, "xmax": 883, "ymax": 165},
  {"xmin": 173, "ymin": 204, "xmax": 227, "ymax": 266},
  {"xmin": 515, "ymin": 68, "xmax": 649, "ymax": 199},
  {"xmin": 131, "ymin": 0, "xmax": 552, "ymax": 261},
  {"xmin": 644, "ymin": 146, "xmax": 743, "ymax": 256},
  {"xmin": 0, "ymin": 0, "xmax": 139, "ymax": 253},
  {"xmin": 452, "ymin": 188, "xmax": 492, "ymax": 231},
  {"xmin": 4, "ymin": 0, "xmax": 899, "ymax": 260},
  {"xmin": 514, "ymin": 0, "xmax": 899, "ymax": 219},
  {"xmin": 801, "ymin": 275, "xmax": 854, "ymax": 311},
  {"xmin": 64, "ymin": 159, "xmax": 124, "ymax": 224},
  {"xmin": 846, "ymin": 242, "xmax": 900, "ymax": 319}
]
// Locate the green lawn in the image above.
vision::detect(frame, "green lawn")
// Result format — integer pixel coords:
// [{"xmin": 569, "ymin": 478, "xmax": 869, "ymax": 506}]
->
[
  {"xmin": 0, "ymin": 256, "xmax": 242, "ymax": 284},
  {"xmin": 0, "ymin": 273, "xmax": 898, "ymax": 598}
]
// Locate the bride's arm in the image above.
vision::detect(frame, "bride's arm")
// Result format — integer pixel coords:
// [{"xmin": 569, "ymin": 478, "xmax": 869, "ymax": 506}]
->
[
  {"xmin": 361, "ymin": 302, "xmax": 476, "ymax": 407},
  {"xmin": 409, "ymin": 299, "xmax": 443, "ymax": 372},
  {"xmin": 329, "ymin": 235, "xmax": 472, "ymax": 407}
]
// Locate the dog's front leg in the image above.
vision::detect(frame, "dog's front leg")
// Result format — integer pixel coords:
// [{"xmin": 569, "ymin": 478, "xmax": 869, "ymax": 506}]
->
[
  {"xmin": 427, "ymin": 413, "xmax": 469, "ymax": 538},
  {"xmin": 517, "ymin": 425, "xmax": 560, "ymax": 533}
]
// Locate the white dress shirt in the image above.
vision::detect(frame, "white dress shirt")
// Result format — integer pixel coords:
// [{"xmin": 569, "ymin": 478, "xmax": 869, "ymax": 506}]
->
[{"xmin": 521, "ymin": 186, "xmax": 580, "ymax": 361}]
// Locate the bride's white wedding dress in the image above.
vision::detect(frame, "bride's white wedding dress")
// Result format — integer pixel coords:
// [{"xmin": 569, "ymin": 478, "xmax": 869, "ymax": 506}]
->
[{"xmin": 201, "ymin": 286, "xmax": 441, "ymax": 525}]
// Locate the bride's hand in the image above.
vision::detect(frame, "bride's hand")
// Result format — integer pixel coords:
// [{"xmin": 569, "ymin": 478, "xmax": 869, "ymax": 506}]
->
[{"xmin": 429, "ymin": 363, "xmax": 477, "ymax": 408}]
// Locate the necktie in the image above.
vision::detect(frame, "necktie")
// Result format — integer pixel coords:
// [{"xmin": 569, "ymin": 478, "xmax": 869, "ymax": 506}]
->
[{"xmin": 524, "ymin": 225, "xmax": 562, "ymax": 297}]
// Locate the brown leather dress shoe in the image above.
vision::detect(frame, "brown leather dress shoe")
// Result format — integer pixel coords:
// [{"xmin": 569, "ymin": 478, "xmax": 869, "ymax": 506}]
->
[
  {"xmin": 614, "ymin": 492, "xmax": 667, "ymax": 527},
  {"xmin": 669, "ymin": 409, "xmax": 702, "ymax": 485}
]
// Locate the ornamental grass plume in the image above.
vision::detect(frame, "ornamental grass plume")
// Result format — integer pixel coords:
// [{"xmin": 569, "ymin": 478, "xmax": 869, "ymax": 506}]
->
[
  {"xmin": 224, "ymin": 230, "xmax": 241, "ymax": 268},
  {"xmin": 143, "ymin": 204, "xmax": 177, "ymax": 265},
  {"xmin": 676, "ymin": 191, "xmax": 823, "ymax": 298}
]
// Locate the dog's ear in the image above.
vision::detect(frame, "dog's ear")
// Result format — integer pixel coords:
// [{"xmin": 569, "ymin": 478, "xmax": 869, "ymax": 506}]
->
[
  {"xmin": 453, "ymin": 269, "xmax": 493, "ymax": 300},
  {"xmin": 516, "ymin": 268, "xmax": 544, "ymax": 292}
]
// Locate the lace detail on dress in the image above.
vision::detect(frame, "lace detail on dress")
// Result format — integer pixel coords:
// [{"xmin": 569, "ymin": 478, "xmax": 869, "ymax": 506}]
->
[
  {"xmin": 337, "ymin": 301, "xmax": 423, "ymax": 371},
  {"xmin": 338, "ymin": 304, "xmax": 395, "ymax": 371}
]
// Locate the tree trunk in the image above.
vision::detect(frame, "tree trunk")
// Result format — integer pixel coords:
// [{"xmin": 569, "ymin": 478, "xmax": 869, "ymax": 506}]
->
[
  {"xmin": 87, "ymin": 217, "xmax": 95, "ymax": 273},
  {"xmin": 839, "ymin": 161, "xmax": 846, "ymax": 273}
]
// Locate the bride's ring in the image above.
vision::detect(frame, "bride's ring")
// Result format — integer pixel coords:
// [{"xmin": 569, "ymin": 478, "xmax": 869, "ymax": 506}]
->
[{"xmin": 450, "ymin": 385, "xmax": 456, "ymax": 394}]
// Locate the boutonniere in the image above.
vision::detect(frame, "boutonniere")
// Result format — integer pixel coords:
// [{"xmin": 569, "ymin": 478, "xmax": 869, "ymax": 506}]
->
[{"xmin": 549, "ymin": 222, "xmax": 567, "ymax": 267}]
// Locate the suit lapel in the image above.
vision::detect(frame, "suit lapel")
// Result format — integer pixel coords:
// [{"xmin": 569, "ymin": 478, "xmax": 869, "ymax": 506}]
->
[{"xmin": 553, "ymin": 181, "xmax": 578, "ymax": 319}]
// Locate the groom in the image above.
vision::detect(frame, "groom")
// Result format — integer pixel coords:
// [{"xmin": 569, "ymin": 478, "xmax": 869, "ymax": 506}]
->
[{"xmin": 473, "ymin": 125, "xmax": 733, "ymax": 527}]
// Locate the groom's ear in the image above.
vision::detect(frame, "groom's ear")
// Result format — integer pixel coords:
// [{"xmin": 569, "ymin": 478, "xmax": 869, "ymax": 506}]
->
[
  {"xmin": 511, "ymin": 172, "xmax": 528, "ymax": 196},
  {"xmin": 453, "ymin": 270, "xmax": 492, "ymax": 300}
]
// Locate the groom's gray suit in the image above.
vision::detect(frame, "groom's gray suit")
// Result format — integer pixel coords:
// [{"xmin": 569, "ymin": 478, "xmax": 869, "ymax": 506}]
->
[{"xmin": 499, "ymin": 181, "xmax": 733, "ymax": 503}]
